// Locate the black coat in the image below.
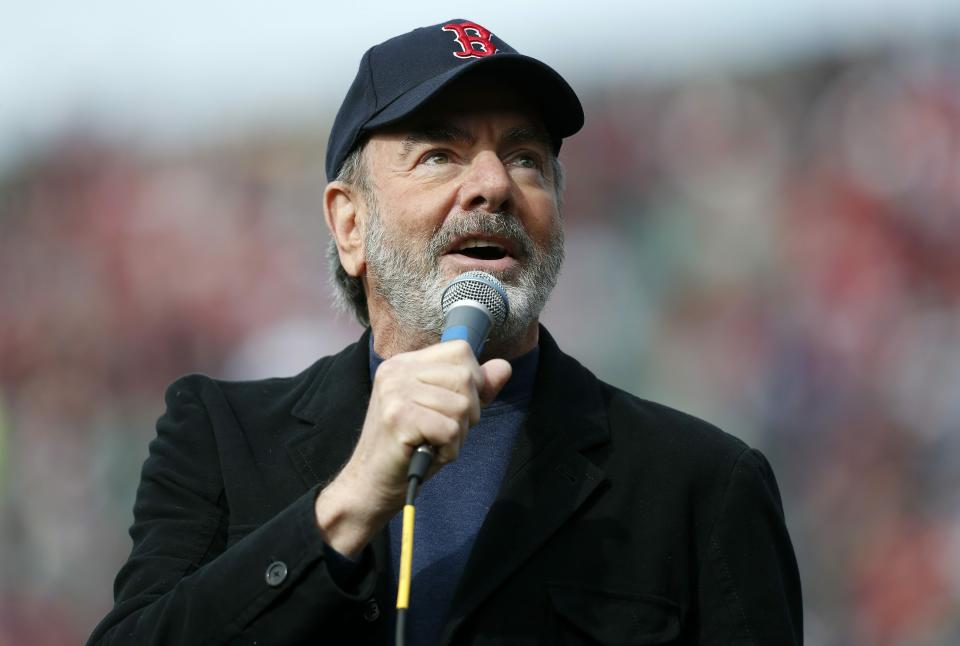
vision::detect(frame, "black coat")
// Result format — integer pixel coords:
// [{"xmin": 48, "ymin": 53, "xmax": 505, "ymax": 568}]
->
[{"xmin": 89, "ymin": 328, "xmax": 802, "ymax": 645}]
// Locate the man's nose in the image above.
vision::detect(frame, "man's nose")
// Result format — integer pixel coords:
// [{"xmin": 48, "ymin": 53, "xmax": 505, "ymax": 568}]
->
[{"xmin": 458, "ymin": 151, "xmax": 512, "ymax": 213}]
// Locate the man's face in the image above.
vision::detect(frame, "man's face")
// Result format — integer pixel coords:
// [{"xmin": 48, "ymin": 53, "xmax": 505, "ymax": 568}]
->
[{"xmin": 357, "ymin": 81, "xmax": 564, "ymax": 343}]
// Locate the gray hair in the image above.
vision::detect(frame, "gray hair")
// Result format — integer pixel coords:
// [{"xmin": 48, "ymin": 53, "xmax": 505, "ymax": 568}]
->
[
  {"xmin": 326, "ymin": 144, "xmax": 565, "ymax": 326},
  {"xmin": 327, "ymin": 145, "xmax": 374, "ymax": 325}
]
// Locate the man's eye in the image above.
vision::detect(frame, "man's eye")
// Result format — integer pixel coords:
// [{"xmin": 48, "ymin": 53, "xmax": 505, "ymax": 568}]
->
[
  {"xmin": 421, "ymin": 151, "xmax": 451, "ymax": 165},
  {"xmin": 511, "ymin": 153, "xmax": 542, "ymax": 169}
]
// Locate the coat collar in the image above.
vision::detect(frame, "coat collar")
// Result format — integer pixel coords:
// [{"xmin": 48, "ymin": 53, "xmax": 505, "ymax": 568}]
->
[{"xmin": 290, "ymin": 327, "xmax": 372, "ymax": 426}]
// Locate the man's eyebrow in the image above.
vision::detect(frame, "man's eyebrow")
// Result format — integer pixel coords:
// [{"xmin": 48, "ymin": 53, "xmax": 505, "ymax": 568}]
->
[
  {"xmin": 398, "ymin": 125, "xmax": 473, "ymax": 160},
  {"xmin": 502, "ymin": 125, "xmax": 553, "ymax": 151}
]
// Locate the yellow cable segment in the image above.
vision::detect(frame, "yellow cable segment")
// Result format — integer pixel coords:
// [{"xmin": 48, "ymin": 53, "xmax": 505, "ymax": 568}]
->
[{"xmin": 396, "ymin": 504, "xmax": 416, "ymax": 609}]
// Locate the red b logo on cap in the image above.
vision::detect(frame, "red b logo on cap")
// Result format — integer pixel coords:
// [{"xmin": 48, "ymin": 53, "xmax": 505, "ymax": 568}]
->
[{"xmin": 442, "ymin": 21, "xmax": 498, "ymax": 58}]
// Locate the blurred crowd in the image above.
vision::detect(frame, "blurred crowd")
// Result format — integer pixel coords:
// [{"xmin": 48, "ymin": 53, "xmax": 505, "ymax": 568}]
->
[{"xmin": 1, "ymin": 42, "xmax": 959, "ymax": 644}]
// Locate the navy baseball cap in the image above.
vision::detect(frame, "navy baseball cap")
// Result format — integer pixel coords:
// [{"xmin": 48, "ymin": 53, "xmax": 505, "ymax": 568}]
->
[{"xmin": 325, "ymin": 19, "xmax": 584, "ymax": 181}]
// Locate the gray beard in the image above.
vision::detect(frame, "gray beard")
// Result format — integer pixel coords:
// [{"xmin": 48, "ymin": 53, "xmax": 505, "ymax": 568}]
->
[{"xmin": 363, "ymin": 200, "xmax": 564, "ymax": 344}]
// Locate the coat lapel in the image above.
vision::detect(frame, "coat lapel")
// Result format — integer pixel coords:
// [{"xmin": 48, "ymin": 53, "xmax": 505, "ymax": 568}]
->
[
  {"xmin": 443, "ymin": 328, "xmax": 611, "ymax": 641},
  {"xmin": 283, "ymin": 328, "xmax": 373, "ymax": 489}
]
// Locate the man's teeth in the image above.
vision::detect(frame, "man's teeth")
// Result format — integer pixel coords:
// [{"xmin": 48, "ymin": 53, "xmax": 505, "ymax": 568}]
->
[{"xmin": 455, "ymin": 240, "xmax": 505, "ymax": 251}]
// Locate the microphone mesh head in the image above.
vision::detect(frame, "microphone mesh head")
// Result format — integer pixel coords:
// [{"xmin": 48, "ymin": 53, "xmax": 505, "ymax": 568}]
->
[{"xmin": 441, "ymin": 271, "xmax": 509, "ymax": 328}]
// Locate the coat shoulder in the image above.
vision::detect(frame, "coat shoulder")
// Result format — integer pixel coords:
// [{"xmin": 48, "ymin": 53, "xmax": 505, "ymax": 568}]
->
[
  {"xmin": 591, "ymin": 378, "xmax": 754, "ymax": 491},
  {"xmin": 539, "ymin": 327, "xmax": 751, "ymax": 474},
  {"xmin": 603, "ymin": 382, "xmax": 748, "ymax": 454},
  {"xmin": 162, "ymin": 330, "xmax": 370, "ymax": 425},
  {"xmin": 164, "ymin": 352, "xmax": 334, "ymax": 413}
]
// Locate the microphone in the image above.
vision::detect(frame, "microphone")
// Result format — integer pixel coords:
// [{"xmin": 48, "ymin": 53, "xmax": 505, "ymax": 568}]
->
[
  {"xmin": 439, "ymin": 270, "xmax": 510, "ymax": 355},
  {"xmin": 407, "ymin": 271, "xmax": 510, "ymax": 479}
]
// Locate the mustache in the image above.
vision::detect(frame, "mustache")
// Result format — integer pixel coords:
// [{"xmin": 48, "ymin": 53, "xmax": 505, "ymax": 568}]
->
[{"xmin": 426, "ymin": 211, "xmax": 534, "ymax": 260}]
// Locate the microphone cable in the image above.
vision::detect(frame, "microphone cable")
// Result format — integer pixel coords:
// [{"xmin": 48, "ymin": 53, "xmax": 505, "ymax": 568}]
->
[{"xmin": 395, "ymin": 444, "xmax": 434, "ymax": 646}]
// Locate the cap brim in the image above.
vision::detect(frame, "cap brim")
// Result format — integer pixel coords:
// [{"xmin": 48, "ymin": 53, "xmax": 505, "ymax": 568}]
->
[{"xmin": 362, "ymin": 53, "xmax": 584, "ymax": 145}]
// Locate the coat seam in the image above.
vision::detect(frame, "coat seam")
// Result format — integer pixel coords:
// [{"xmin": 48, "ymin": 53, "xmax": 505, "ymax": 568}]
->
[{"xmin": 705, "ymin": 446, "xmax": 755, "ymax": 645}]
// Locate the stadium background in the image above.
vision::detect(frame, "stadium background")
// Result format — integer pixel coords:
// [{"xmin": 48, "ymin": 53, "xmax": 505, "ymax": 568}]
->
[{"xmin": 2, "ymin": 2, "xmax": 959, "ymax": 643}]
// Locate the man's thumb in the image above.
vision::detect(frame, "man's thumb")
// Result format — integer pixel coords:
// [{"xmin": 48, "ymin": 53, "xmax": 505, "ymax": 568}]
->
[{"xmin": 479, "ymin": 359, "xmax": 512, "ymax": 405}]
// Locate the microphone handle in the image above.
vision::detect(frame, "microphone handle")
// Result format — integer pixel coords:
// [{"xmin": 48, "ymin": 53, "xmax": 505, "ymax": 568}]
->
[
  {"xmin": 407, "ymin": 301, "xmax": 493, "ymax": 480},
  {"xmin": 438, "ymin": 301, "xmax": 493, "ymax": 356}
]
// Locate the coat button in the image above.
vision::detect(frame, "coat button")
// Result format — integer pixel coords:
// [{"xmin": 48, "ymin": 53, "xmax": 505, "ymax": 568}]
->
[
  {"xmin": 265, "ymin": 561, "xmax": 288, "ymax": 587},
  {"xmin": 363, "ymin": 598, "xmax": 380, "ymax": 622}
]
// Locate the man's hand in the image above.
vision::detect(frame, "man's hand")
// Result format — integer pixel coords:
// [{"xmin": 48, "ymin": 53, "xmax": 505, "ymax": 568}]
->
[{"xmin": 314, "ymin": 341, "xmax": 512, "ymax": 557}]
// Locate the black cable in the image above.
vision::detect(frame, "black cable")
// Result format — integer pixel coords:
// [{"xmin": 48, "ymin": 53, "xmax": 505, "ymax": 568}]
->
[
  {"xmin": 395, "ymin": 607, "xmax": 407, "ymax": 646},
  {"xmin": 407, "ymin": 444, "xmax": 434, "ymax": 481},
  {"xmin": 404, "ymin": 473, "xmax": 421, "ymax": 506}
]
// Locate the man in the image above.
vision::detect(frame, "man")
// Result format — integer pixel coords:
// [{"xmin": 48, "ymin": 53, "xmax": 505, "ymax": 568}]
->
[{"xmin": 89, "ymin": 19, "xmax": 802, "ymax": 645}]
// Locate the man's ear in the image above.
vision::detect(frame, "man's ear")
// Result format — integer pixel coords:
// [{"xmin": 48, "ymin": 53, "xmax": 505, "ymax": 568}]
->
[{"xmin": 324, "ymin": 181, "xmax": 366, "ymax": 278}]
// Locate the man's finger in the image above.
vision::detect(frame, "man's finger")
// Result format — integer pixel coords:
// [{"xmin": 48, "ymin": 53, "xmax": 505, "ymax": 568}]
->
[
  {"xmin": 408, "ymin": 404, "xmax": 466, "ymax": 459},
  {"xmin": 412, "ymin": 362, "xmax": 483, "ymax": 395},
  {"xmin": 410, "ymin": 339, "xmax": 477, "ymax": 364},
  {"xmin": 410, "ymin": 383, "xmax": 479, "ymax": 428}
]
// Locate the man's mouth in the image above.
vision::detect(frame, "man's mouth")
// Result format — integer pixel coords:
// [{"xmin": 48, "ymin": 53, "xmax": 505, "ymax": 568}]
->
[{"xmin": 447, "ymin": 238, "xmax": 510, "ymax": 261}]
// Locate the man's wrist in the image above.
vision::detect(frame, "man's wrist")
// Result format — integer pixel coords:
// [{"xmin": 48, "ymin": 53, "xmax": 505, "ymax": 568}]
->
[{"xmin": 314, "ymin": 471, "xmax": 392, "ymax": 558}]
